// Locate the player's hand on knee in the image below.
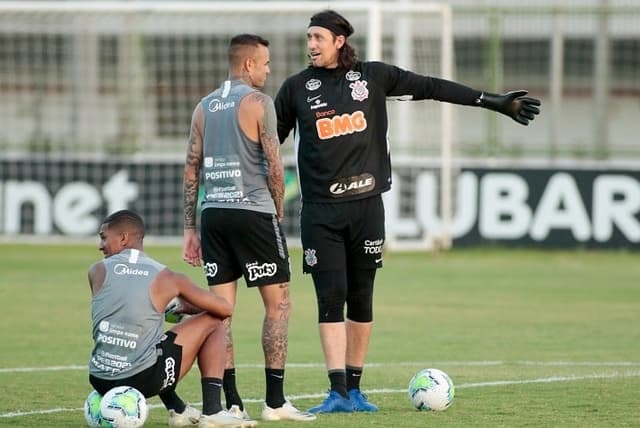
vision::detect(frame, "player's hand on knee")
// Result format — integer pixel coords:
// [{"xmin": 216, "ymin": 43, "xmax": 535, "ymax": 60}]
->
[{"xmin": 477, "ymin": 90, "xmax": 541, "ymax": 126}]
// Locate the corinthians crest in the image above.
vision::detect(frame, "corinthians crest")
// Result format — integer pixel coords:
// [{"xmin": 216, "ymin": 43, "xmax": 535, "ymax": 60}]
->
[
  {"xmin": 349, "ymin": 80, "xmax": 368, "ymax": 101},
  {"xmin": 304, "ymin": 248, "xmax": 318, "ymax": 267}
]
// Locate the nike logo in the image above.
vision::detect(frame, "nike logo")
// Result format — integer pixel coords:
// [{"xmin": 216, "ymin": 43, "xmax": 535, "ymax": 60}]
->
[
  {"xmin": 306, "ymin": 95, "xmax": 321, "ymax": 103},
  {"xmin": 207, "ymin": 382, "xmax": 223, "ymax": 387},
  {"xmin": 270, "ymin": 374, "xmax": 284, "ymax": 379},
  {"xmin": 375, "ymin": 258, "xmax": 383, "ymax": 263}
]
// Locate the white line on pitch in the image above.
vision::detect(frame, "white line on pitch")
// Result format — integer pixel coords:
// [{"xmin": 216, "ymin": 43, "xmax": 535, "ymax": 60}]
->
[
  {"xmin": 2, "ymin": 370, "xmax": 639, "ymax": 419},
  {"xmin": 3, "ymin": 360, "xmax": 640, "ymax": 373}
]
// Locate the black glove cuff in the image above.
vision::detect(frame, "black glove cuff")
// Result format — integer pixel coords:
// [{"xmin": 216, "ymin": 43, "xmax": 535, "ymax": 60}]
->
[{"xmin": 476, "ymin": 92, "xmax": 503, "ymax": 112}]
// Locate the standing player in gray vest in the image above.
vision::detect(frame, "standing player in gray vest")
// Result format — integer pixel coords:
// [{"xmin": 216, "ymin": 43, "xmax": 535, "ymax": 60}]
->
[
  {"xmin": 88, "ymin": 210, "xmax": 256, "ymax": 428},
  {"xmin": 182, "ymin": 34, "xmax": 315, "ymax": 422}
]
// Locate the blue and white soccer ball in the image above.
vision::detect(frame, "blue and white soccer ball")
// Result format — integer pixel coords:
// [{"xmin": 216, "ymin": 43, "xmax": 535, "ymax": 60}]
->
[
  {"xmin": 99, "ymin": 386, "xmax": 148, "ymax": 428},
  {"xmin": 84, "ymin": 390, "xmax": 103, "ymax": 427},
  {"xmin": 408, "ymin": 368, "xmax": 455, "ymax": 411}
]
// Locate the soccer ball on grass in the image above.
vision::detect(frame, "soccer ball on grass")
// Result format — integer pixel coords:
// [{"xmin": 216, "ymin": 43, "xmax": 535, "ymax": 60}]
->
[
  {"xmin": 408, "ymin": 368, "xmax": 455, "ymax": 411},
  {"xmin": 99, "ymin": 386, "xmax": 148, "ymax": 428},
  {"xmin": 84, "ymin": 390, "xmax": 103, "ymax": 427}
]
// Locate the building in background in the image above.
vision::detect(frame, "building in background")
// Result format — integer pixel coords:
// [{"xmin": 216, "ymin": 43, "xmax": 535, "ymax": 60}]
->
[{"xmin": 0, "ymin": 1, "xmax": 638, "ymax": 248}]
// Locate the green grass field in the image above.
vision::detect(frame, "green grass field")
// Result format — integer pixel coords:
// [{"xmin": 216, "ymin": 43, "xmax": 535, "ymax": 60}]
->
[{"xmin": 1, "ymin": 244, "xmax": 639, "ymax": 427}]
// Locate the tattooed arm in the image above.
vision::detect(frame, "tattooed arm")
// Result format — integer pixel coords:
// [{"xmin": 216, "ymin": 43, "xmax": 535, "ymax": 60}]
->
[
  {"xmin": 254, "ymin": 92, "xmax": 285, "ymax": 221},
  {"xmin": 182, "ymin": 103, "xmax": 204, "ymax": 266}
]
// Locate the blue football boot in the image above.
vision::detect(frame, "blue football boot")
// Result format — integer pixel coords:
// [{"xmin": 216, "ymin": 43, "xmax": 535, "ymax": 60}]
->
[
  {"xmin": 348, "ymin": 389, "xmax": 378, "ymax": 412},
  {"xmin": 308, "ymin": 390, "xmax": 353, "ymax": 414}
]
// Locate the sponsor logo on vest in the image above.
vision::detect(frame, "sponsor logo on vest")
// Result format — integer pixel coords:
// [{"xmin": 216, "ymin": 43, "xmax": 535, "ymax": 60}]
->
[
  {"xmin": 204, "ymin": 169, "xmax": 242, "ymax": 180},
  {"xmin": 246, "ymin": 261, "xmax": 277, "ymax": 281},
  {"xmin": 97, "ymin": 332, "xmax": 137, "ymax": 349},
  {"xmin": 208, "ymin": 98, "xmax": 235, "ymax": 112},
  {"xmin": 329, "ymin": 173, "xmax": 376, "ymax": 197},
  {"xmin": 113, "ymin": 263, "xmax": 149, "ymax": 276},
  {"xmin": 316, "ymin": 110, "xmax": 367, "ymax": 140}
]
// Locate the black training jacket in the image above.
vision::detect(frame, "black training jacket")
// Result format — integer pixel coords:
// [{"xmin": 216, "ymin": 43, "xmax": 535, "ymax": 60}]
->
[{"xmin": 275, "ymin": 60, "xmax": 480, "ymax": 203}]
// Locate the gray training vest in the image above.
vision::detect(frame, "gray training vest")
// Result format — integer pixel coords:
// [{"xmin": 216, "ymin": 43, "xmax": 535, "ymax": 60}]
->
[
  {"xmin": 89, "ymin": 249, "xmax": 165, "ymax": 379},
  {"xmin": 200, "ymin": 80, "xmax": 276, "ymax": 214}
]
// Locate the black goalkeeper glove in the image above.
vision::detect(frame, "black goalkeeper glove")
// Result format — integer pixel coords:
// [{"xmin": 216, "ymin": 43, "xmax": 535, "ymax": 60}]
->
[{"xmin": 476, "ymin": 90, "xmax": 541, "ymax": 126}]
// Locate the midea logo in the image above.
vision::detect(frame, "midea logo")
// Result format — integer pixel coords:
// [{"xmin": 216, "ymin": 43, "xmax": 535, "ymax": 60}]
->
[{"xmin": 113, "ymin": 263, "xmax": 149, "ymax": 276}]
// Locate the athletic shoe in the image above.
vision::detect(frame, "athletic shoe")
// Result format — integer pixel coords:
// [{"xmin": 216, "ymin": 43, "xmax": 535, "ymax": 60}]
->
[
  {"xmin": 307, "ymin": 390, "xmax": 353, "ymax": 414},
  {"xmin": 228, "ymin": 404, "xmax": 252, "ymax": 421},
  {"xmin": 261, "ymin": 400, "xmax": 317, "ymax": 421},
  {"xmin": 198, "ymin": 410, "xmax": 258, "ymax": 428},
  {"xmin": 169, "ymin": 405, "xmax": 201, "ymax": 426},
  {"xmin": 348, "ymin": 389, "xmax": 378, "ymax": 412}
]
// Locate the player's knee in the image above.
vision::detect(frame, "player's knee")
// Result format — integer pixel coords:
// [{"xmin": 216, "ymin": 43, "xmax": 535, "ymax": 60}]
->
[
  {"xmin": 317, "ymin": 296, "xmax": 345, "ymax": 322},
  {"xmin": 346, "ymin": 300, "xmax": 373, "ymax": 322},
  {"xmin": 312, "ymin": 270, "xmax": 348, "ymax": 323},
  {"xmin": 263, "ymin": 282, "xmax": 291, "ymax": 320},
  {"xmin": 346, "ymin": 268, "xmax": 375, "ymax": 322}
]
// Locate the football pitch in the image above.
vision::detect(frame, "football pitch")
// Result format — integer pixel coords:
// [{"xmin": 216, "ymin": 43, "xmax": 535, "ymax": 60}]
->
[{"xmin": 1, "ymin": 243, "xmax": 639, "ymax": 427}]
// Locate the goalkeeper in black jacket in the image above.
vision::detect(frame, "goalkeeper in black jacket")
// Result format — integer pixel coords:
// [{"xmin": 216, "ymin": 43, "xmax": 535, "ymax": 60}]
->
[{"xmin": 274, "ymin": 9, "xmax": 540, "ymax": 415}]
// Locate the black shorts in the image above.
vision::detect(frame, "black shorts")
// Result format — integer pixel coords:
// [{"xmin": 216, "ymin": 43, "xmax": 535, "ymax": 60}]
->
[
  {"xmin": 201, "ymin": 208, "xmax": 290, "ymax": 287},
  {"xmin": 89, "ymin": 331, "xmax": 183, "ymax": 398},
  {"xmin": 300, "ymin": 195, "xmax": 385, "ymax": 273}
]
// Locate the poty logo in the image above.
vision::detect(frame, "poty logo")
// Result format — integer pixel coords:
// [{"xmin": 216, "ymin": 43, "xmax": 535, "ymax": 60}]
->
[
  {"xmin": 208, "ymin": 98, "xmax": 235, "ymax": 112},
  {"xmin": 204, "ymin": 262, "xmax": 218, "ymax": 278},
  {"xmin": 113, "ymin": 263, "xmax": 149, "ymax": 276},
  {"xmin": 246, "ymin": 262, "xmax": 277, "ymax": 281},
  {"xmin": 162, "ymin": 357, "xmax": 176, "ymax": 389}
]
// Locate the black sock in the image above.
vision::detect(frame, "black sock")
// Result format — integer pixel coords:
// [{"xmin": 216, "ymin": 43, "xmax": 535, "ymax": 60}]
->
[
  {"xmin": 265, "ymin": 368, "xmax": 286, "ymax": 409},
  {"xmin": 223, "ymin": 368, "xmax": 244, "ymax": 410},
  {"xmin": 201, "ymin": 377, "xmax": 223, "ymax": 415},
  {"xmin": 346, "ymin": 365, "xmax": 363, "ymax": 391},
  {"xmin": 158, "ymin": 390, "xmax": 186, "ymax": 413},
  {"xmin": 328, "ymin": 369, "xmax": 348, "ymax": 398}
]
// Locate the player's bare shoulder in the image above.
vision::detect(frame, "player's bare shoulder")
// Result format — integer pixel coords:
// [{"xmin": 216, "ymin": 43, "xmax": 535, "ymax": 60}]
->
[
  {"xmin": 88, "ymin": 261, "xmax": 106, "ymax": 295},
  {"xmin": 247, "ymin": 90, "xmax": 275, "ymax": 113}
]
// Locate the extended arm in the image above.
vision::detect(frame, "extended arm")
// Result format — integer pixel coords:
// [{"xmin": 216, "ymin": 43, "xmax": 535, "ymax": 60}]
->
[
  {"xmin": 425, "ymin": 77, "xmax": 541, "ymax": 125},
  {"xmin": 376, "ymin": 62, "xmax": 541, "ymax": 126}
]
